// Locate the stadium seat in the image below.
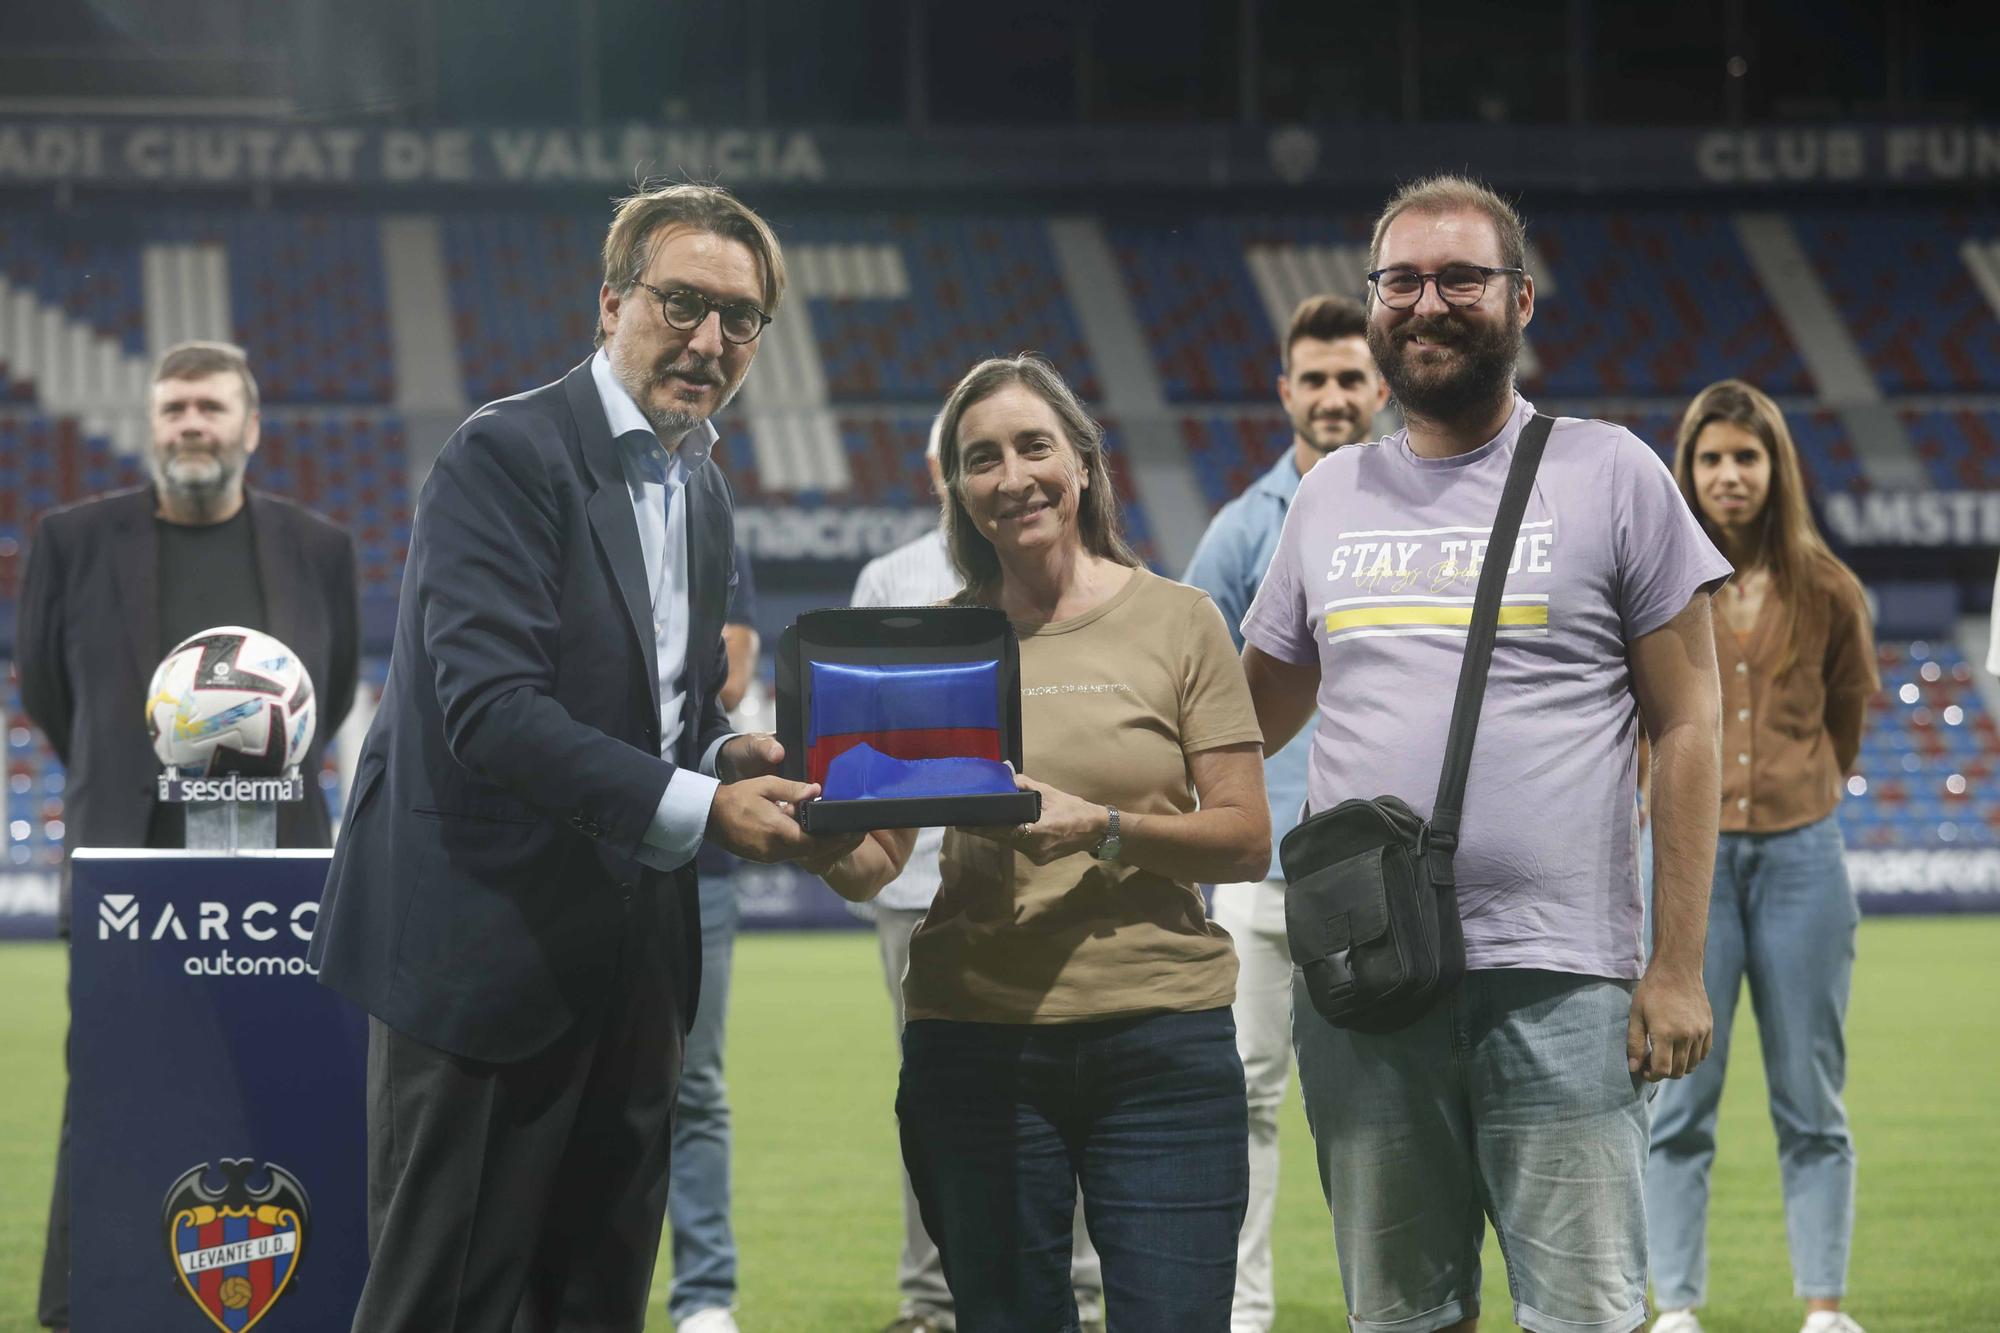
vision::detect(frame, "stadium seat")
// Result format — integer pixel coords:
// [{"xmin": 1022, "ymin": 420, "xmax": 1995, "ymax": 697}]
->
[
  {"xmin": 1841, "ymin": 643, "xmax": 2000, "ymax": 851},
  {"xmin": 1796, "ymin": 211, "xmax": 2000, "ymax": 392}
]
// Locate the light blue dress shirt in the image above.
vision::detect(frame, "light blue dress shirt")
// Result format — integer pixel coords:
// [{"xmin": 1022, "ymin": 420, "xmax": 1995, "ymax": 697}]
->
[
  {"xmin": 590, "ymin": 350, "xmax": 733, "ymax": 871},
  {"xmin": 1180, "ymin": 447, "xmax": 1314, "ymax": 880}
]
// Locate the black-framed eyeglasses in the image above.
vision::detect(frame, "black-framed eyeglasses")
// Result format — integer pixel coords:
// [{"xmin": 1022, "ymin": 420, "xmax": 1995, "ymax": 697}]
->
[
  {"xmin": 1366, "ymin": 264, "xmax": 1523, "ymax": 310},
  {"xmin": 635, "ymin": 282, "xmax": 771, "ymax": 345}
]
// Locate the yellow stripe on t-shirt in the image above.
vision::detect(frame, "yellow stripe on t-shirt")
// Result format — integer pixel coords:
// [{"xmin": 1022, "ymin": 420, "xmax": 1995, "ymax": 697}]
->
[{"xmin": 1324, "ymin": 602, "xmax": 1551, "ymax": 634}]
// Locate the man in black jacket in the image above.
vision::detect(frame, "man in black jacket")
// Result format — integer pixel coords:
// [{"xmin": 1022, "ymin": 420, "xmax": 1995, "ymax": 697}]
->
[
  {"xmin": 16, "ymin": 339, "xmax": 360, "ymax": 1333},
  {"xmin": 309, "ymin": 183, "xmax": 851, "ymax": 1332}
]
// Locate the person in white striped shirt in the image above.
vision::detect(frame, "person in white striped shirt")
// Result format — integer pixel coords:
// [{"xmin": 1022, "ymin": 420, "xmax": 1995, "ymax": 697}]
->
[{"xmin": 847, "ymin": 416, "xmax": 1104, "ymax": 1333}]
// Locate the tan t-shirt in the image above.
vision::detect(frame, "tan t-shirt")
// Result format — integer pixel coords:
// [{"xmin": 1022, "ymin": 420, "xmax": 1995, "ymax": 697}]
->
[{"xmin": 903, "ymin": 568, "xmax": 1265, "ymax": 1024}]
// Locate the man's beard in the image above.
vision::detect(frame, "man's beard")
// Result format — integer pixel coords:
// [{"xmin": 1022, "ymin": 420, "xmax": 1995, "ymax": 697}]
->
[
  {"xmin": 1294, "ymin": 408, "xmax": 1372, "ymax": 457},
  {"xmin": 611, "ymin": 341, "xmax": 742, "ymax": 439},
  {"xmin": 151, "ymin": 438, "xmax": 246, "ymax": 514},
  {"xmin": 1367, "ymin": 306, "xmax": 1521, "ymax": 427}
]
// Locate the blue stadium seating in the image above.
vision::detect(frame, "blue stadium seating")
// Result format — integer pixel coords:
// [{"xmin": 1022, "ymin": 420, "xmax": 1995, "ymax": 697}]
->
[
  {"xmin": 0, "ymin": 213, "xmax": 394, "ymax": 405},
  {"xmin": 0, "ymin": 417, "xmax": 145, "ymax": 604},
  {"xmin": 444, "ymin": 213, "xmax": 1100, "ymax": 407},
  {"xmin": 1108, "ymin": 215, "xmax": 1370, "ymax": 403},
  {"xmin": 443, "ymin": 214, "xmax": 600, "ymax": 403},
  {"xmin": 4, "ymin": 670, "xmax": 64, "ymax": 868},
  {"xmin": 1179, "ymin": 413, "xmax": 1291, "ymax": 512},
  {"xmin": 1528, "ymin": 212, "xmax": 1812, "ymax": 397},
  {"xmin": 0, "ymin": 215, "xmax": 147, "ymax": 375},
  {"xmin": 1093, "ymin": 418, "xmax": 1157, "ymax": 562},
  {"xmin": 1905, "ymin": 407, "xmax": 2000, "ymax": 489},
  {"xmin": 1795, "ymin": 212, "xmax": 2000, "ymax": 392},
  {"xmin": 1842, "ymin": 642, "xmax": 2000, "ymax": 850},
  {"xmin": 254, "ymin": 413, "xmax": 412, "ymax": 597},
  {"xmin": 208, "ymin": 215, "xmax": 396, "ymax": 405},
  {"xmin": 794, "ymin": 216, "xmax": 1098, "ymax": 403},
  {"xmin": 0, "ymin": 204, "xmax": 1990, "ymax": 870}
]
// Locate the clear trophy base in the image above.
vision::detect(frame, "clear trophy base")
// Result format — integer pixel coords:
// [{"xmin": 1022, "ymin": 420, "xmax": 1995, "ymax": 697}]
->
[{"xmin": 156, "ymin": 769, "xmax": 308, "ymax": 853}]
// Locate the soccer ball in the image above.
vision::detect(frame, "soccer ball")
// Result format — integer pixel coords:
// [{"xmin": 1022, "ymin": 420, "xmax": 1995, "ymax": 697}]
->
[{"xmin": 145, "ymin": 626, "xmax": 317, "ymax": 776}]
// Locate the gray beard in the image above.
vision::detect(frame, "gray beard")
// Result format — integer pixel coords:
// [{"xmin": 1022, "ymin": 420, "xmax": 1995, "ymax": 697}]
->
[
  {"xmin": 640, "ymin": 401, "xmax": 708, "ymax": 440},
  {"xmin": 152, "ymin": 452, "xmax": 242, "ymax": 519},
  {"xmin": 611, "ymin": 344, "xmax": 742, "ymax": 444}
]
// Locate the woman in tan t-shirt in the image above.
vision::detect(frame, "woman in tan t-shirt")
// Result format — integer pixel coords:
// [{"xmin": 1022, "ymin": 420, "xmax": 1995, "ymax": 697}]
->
[
  {"xmin": 812, "ymin": 355, "xmax": 1270, "ymax": 1331},
  {"xmin": 1645, "ymin": 379, "xmax": 1878, "ymax": 1333}
]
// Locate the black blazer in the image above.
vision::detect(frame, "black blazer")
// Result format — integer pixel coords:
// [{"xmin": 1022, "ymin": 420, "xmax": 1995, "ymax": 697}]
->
[
  {"xmin": 309, "ymin": 359, "xmax": 737, "ymax": 1064},
  {"xmin": 15, "ymin": 486, "xmax": 360, "ymax": 895}
]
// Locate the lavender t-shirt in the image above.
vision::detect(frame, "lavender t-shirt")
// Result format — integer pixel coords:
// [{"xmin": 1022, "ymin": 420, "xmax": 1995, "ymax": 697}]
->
[{"xmin": 1243, "ymin": 395, "xmax": 1731, "ymax": 979}]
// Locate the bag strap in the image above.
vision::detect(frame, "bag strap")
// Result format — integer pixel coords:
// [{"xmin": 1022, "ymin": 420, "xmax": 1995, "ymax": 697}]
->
[{"xmin": 1425, "ymin": 412, "xmax": 1554, "ymax": 873}]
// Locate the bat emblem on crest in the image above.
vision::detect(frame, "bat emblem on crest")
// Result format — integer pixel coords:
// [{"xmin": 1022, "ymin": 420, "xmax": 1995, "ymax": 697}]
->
[{"xmin": 161, "ymin": 1159, "xmax": 311, "ymax": 1331}]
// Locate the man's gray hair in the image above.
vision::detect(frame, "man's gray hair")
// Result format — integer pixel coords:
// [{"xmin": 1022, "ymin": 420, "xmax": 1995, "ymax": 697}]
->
[{"xmin": 153, "ymin": 340, "xmax": 259, "ymax": 412}]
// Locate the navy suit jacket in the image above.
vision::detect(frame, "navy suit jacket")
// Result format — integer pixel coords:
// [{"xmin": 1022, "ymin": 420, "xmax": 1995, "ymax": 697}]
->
[
  {"xmin": 310, "ymin": 359, "xmax": 736, "ymax": 1063},
  {"xmin": 16, "ymin": 486, "xmax": 359, "ymax": 922}
]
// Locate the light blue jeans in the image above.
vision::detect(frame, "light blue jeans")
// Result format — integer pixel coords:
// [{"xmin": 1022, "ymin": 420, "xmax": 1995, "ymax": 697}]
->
[
  {"xmin": 1293, "ymin": 968, "xmax": 1651, "ymax": 1333},
  {"xmin": 1643, "ymin": 813, "xmax": 1859, "ymax": 1309},
  {"xmin": 667, "ymin": 871, "xmax": 740, "ymax": 1321}
]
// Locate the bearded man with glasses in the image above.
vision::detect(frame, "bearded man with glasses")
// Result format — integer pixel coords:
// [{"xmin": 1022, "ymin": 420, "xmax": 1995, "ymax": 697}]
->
[
  {"xmin": 1239, "ymin": 176, "xmax": 1730, "ymax": 1333},
  {"xmin": 310, "ymin": 182, "xmax": 858, "ymax": 1332}
]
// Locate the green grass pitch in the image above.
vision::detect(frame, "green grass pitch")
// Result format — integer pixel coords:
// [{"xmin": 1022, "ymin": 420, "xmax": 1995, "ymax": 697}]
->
[{"xmin": 1, "ymin": 918, "xmax": 1995, "ymax": 1331}]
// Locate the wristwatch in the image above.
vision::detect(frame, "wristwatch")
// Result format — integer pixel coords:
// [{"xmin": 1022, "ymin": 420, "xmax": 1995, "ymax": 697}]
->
[{"xmin": 1090, "ymin": 805, "xmax": 1122, "ymax": 863}]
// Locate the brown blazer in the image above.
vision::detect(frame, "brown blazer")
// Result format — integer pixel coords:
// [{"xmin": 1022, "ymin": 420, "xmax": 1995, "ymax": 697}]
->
[{"xmin": 1715, "ymin": 562, "xmax": 1878, "ymax": 833}]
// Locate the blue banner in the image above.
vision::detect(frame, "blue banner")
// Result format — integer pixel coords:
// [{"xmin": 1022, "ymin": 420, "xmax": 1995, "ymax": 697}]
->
[
  {"xmin": 69, "ymin": 851, "xmax": 366, "ymax": 1332},
  {"xmin": 0, "ymin": 118, "xmax": 1997, "ymax": 193}
]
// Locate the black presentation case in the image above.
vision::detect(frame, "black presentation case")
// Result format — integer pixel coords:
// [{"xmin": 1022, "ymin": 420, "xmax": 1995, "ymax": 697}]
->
[{"xmin": 776, "ymin": 605, "xmax": 1041, "ymax": 835}]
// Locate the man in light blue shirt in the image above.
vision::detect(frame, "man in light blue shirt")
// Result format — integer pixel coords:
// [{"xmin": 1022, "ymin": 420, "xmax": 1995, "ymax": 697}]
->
[
  {"xmin": 313, "ymin": 183, "xmax": 855, "ymax": 1333},
  {"xmin": 1180, "ymin": 293, "xmax": 1385, "ymax": 1333}
]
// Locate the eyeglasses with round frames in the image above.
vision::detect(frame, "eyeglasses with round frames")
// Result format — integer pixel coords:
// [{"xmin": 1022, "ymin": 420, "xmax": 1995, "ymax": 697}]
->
[
  {"xmin": 634, "ymin": 282, "xmax": 771, "ymax": 345},
  {"xmin": 1366, "ymin": 264, "xmax": 1524, "ymax": 310}
]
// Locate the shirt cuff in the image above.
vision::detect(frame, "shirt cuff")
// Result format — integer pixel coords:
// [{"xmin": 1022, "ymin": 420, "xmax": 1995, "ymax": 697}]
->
[
  {"xmin": 701, "ymin": 732, "xmax": 737, "ymax": 780},
  {"xmin": 634, "ymin": 768, "xmax": 721, "ymax": 872}
]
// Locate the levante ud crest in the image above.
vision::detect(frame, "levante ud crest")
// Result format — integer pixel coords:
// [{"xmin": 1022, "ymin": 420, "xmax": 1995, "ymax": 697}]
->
[{"xmin": 162, "ymin": 1160, "xmax": 310, "ymax": 1331}]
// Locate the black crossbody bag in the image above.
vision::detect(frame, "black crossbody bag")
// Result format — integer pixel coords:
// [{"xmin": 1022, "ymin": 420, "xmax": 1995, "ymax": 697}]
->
[{"xmin": 1282, "ymin": 413, "xmax": 1553, "ymax": 1033}]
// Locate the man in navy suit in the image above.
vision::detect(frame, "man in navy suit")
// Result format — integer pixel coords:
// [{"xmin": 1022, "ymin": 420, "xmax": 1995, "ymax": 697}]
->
[
  {"xmin": 310, "ymin": 183, "xmax": 853, "ymax": 1333},
  {"xmin": 18, "ymin": 340, "xmax": 359, "ymax": 1333}
]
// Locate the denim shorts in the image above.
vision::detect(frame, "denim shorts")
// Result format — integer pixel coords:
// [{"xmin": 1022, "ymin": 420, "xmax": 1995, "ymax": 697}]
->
[{"xmin": 1293, "ymin": 968, "xmax": 1650, "ymax": 1333}]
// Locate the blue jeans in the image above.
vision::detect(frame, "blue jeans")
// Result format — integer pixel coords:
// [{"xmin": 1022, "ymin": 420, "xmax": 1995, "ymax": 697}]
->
[
  {"xmin": 666, "ymin": 871, "xmax": 740, "ymax": 1320},
  {"xmin": 1293, "ymin": 968, "xmax": 1650, "ymax": 1333},
  {"xmin": 897, "ymin": 1008, "xmax": 1249, "ymax": 1332},
  {"xmin": 1644, "ymin": 813, "xmax": 1859, "ymax": 1308}
]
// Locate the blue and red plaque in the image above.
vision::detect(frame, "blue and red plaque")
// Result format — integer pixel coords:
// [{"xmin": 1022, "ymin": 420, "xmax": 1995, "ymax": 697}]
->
[{"xmin": 779, "ymin": 606, "xmax": 1039, "ymax": 833}]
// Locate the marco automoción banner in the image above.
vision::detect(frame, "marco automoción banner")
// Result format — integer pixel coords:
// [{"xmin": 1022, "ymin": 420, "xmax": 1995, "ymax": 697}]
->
[{"xmin": 69, "ymin": 850, "xmax": 366, "ymax": 1332}]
